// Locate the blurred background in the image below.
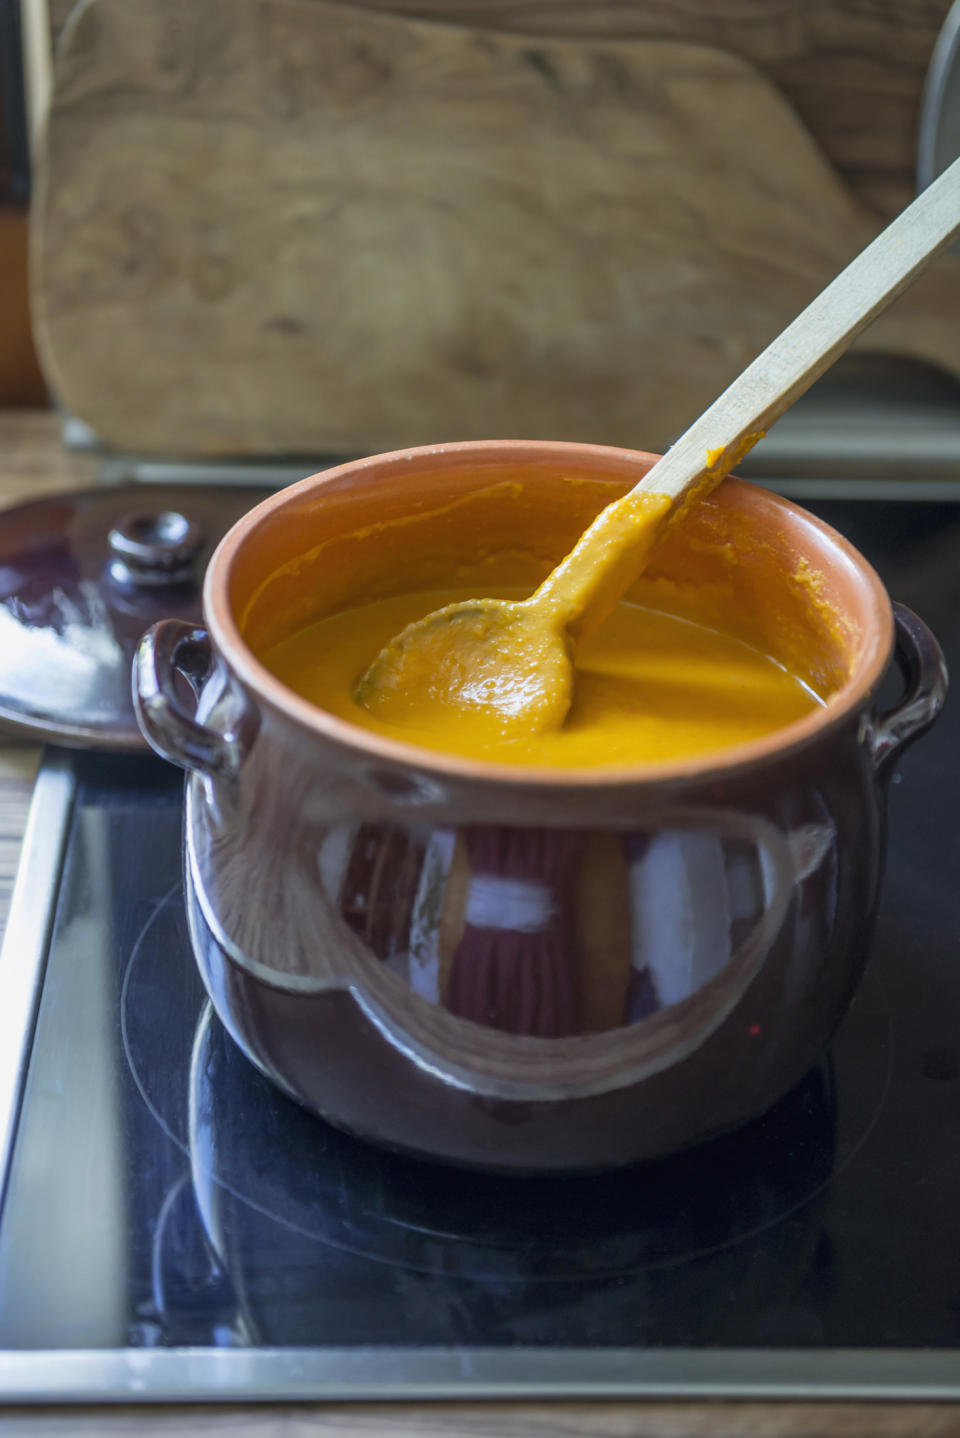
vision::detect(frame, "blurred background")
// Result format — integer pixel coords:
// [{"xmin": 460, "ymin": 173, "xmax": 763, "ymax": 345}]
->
[{"xmin": 4, "ymin": 0, "xmax": 960, "ymax": 492}]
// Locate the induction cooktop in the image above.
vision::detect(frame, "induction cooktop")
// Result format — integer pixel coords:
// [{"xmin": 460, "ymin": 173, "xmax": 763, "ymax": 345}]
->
[{"xmin": 1, "ymin": 499, "xmax": 960, "ymax": 1403}]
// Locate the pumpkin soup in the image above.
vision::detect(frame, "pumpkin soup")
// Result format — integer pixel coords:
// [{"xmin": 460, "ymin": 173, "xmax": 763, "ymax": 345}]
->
[{"xmin": 261, "ymin": 586, "xmax": 823, "ymax": 768}]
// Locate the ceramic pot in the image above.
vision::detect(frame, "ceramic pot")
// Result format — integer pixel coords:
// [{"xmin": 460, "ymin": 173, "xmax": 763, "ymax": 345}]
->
[{"xmin": 134, "ymin": 441, "xmax": 947, "ymax": 1171}]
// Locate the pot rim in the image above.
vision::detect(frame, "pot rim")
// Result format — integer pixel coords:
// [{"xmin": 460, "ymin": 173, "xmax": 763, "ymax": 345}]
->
[{"xmin": 203, "ymin": 439, "xmax": 894, "ymax": 790}]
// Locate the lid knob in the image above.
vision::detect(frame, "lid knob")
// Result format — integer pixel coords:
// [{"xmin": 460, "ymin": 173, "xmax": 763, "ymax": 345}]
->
[{"xmin": 107, "ymin": 511, "xmax": 206, "ymax": 588}]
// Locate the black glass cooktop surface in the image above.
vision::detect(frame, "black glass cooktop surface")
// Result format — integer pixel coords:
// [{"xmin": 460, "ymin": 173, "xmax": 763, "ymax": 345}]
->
[{"xmin": 1, "ymin": 499, "xmax": 960, "ymax": 1401}]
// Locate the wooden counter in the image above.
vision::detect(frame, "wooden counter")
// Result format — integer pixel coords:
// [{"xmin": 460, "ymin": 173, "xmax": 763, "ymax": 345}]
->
[{"xmin": 1, "ymin": 410, "xmax": 959, "ymax": 1437}]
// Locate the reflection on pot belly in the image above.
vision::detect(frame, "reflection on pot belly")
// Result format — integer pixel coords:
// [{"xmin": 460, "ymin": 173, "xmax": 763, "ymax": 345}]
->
[
  {"xmin": 186, "ymin": 767, "xmax": 851, "ymax": 1168},
  {"xmin": 319, "ymin": 815, "xmax": 827, "ymax": 1039}
]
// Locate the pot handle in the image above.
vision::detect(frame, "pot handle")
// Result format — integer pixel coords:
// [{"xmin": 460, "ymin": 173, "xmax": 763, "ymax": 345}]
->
[
  {"xmin": 134, "ymin": 619, "xmax": 257, "ymax": 778},
  {"xmin": 868, "ymin": 602, "xmax": 948, "ymax": 779}
]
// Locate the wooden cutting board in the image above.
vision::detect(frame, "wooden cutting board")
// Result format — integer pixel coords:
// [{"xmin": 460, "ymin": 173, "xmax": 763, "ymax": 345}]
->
[
  {"xmin": 46, "ymin": 0, "xmax": 955, "ymax": 221},
  {"xmin": 47, "ymin": 0, "xmax": 953, "ymax": 220},
  {"xmin": 320, "ymin": 0, "xmax": 955, "ymax": 221},
  {"xmin": 32, "ymin": 0, "xmax": 960, "ymax": 459}
]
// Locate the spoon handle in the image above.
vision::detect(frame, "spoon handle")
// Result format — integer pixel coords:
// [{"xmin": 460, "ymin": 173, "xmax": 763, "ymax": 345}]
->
[
  {"xmin": 534, "ymin": 156, "xmax": 960, "ymax": 639},
  {"xmin": 639, "ymin": 154, "xmax": 960, "ymax": 510}
]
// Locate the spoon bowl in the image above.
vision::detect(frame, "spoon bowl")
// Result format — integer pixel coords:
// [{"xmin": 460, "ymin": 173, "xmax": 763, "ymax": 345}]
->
[{"xmin": 355, "ymin": 596, "xmax": 573, "ymax": 738}]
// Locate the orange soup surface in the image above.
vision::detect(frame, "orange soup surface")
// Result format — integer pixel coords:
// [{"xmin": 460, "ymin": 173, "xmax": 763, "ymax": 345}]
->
[{"xmin": 260, "ymin": 586, "xmax": 824, "ymax": 769}]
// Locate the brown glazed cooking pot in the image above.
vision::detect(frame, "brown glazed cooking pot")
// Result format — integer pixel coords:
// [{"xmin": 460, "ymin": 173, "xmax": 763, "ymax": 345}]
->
[{"xmin": 133, "ymin": 441, "xmax": 947, "ymax": 1172}]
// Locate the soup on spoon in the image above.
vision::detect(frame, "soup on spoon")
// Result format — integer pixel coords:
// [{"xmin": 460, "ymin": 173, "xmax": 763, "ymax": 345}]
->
[{"xmin": 355, "ymin": 489, "xmax": 675, "ymax": 743}]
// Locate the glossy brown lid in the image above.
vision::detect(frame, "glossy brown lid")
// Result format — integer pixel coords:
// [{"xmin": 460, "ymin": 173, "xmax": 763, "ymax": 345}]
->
[{"xmin": 0, "ymin": 484, "xmax": 269, "ymax": 750}]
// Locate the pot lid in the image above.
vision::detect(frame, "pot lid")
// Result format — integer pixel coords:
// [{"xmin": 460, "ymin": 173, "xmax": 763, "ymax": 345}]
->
[{"xmin": 0, "ymin": 483, "xmax": 271, "ymax": 751}]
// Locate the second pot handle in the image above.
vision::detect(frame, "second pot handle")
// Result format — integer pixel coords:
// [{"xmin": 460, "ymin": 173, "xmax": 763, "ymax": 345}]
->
[
  {"xmin": 868, "ymin": 602, "xmax": 948, "ymax": 779},
  {"xmin": 134, "ymin": 620, "xmax": 257, "ymax": 778}
]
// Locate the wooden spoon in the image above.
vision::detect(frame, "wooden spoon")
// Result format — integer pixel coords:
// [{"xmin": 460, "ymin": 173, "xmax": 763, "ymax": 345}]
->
[{"xmin": 356, "ymin": 158, "xmax": 960, "ymax": 740}]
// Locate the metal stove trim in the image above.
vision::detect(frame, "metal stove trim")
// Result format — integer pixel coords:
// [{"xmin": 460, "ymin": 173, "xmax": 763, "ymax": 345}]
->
[
  {"xmin": 5, "ymin": 1346, "xmax": 960, "ymax": 1404},
  {"xmin": 760, "ymin": 477, "xmax": 960, "ymax": 501},
  {"xmin": 0, "ymin": 750, "xmax": 76, "ymax": 1212}
]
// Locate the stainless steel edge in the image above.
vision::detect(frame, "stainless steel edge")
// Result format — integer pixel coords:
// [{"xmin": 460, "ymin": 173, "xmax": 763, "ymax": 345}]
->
[
  {"xmin": 81, "ymin": 363, "xmax": 960, "ymax": 499},
  {"xmin": 751, "ymin": 477, "xmax": 960, "ymax": 501},
  {"xmin": 118, "ymin": 453, "xmax": 960, "ymax": 501},
  {"xmin": 98, "ymin": 456, "xmax": 335, "ymax": 489},
  {"xmin": 4, "ymin": 1346, "xmax": 960, "ymax": 1404},
  {"xmin": 0, "ymin": 751, "xmax": 76, "ymax": 1209},
  {"xmin": 919, "ymin": 0, "xmax": 960, "ymax": 194}
]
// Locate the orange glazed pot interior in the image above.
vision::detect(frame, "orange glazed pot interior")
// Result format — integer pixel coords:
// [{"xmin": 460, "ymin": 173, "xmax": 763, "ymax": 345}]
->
[{"xmin": 208, "ymin": 441, "xmax": 892, "ymax": 783}]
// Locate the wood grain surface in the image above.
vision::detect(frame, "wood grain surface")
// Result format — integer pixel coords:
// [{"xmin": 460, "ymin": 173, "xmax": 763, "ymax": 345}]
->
[
  {"xmin": 6, "ymin": 1398, "xmax": 960, "ymax": 1437},
  {"xmin": 0, "ymin": 406, "xmax": 95, "ymax": 503},
  {"xmin": 3, "ymin": 411, "xmax": 960, "ymax": 1434},
  {"xmin": 32, "ymin": 0, "xmax": 960, "ymax": 460},
  {"xmin": 0, "ymin": 745, "xmax": 39, "ymax": 926},
  {"xmin": 350, "ymin": 0, "xmax": 955, "ymax": 219},
  {"xmin": 43, "ymin": 0, "xmax": 955, "ymax": 219}
]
